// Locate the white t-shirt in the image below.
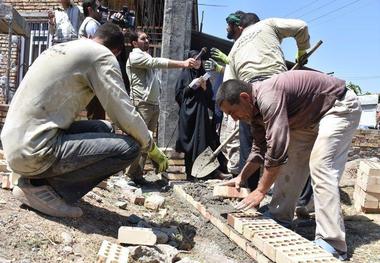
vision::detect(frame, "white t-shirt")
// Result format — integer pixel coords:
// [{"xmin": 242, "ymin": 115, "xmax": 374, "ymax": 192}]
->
[{"xmin": 79, "ymin": 16, "xmax": 101, "ymax": 38}]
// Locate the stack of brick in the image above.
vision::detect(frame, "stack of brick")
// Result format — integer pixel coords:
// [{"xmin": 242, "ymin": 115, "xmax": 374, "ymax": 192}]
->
[
  {"xmin": 354, "ymin": 160, "xmax": 380, "ymax": 213},
  {"xmin": 144, "ymin": 147, "xmax": 186, "ymax": 181}
]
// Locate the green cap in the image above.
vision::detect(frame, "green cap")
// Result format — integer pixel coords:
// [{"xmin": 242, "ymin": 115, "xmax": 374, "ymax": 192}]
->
[{"xmin": 226, "ymin": 13, "xmax": 241, "ymax": 25}]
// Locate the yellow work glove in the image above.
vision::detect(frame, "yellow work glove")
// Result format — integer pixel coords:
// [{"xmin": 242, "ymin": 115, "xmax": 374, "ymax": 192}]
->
[
  {"xmin": 210, "ymin": 47, "xmax": 229, "ymax": 65},
  {"xmin": 204, "ymin": 58, "xmax": 223, "ymax": 73},
  {"xmin": 148, "ymin": 143, "xmax": 168, "ymax": 173},
  {"xmin": 296, "ymin": 49, "xmax": 308, "ymax": 65}
]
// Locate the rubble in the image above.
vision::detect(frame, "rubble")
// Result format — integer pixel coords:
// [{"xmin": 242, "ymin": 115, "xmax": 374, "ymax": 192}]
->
[{"xmin": 144, "ymin": 194, "xmax": 165, "ymax": 211}]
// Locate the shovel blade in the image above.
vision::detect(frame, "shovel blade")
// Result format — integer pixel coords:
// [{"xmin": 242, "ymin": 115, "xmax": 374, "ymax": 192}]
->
[{"xmin": 191, "ymin": 147, "xmax": 220, "ymax": 178}]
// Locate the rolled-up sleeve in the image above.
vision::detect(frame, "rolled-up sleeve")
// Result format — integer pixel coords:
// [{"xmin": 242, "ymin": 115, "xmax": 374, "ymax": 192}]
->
[
  {"xmin": 247, "ymin": 118, "xmax": 266, "ymax": 164},
  {"xmin": 129, "ymin": 51, "xmax": 169, "ymax": 69},
  {"xmin": 269, "ymin": 18, "xmax": 310, "ymax": 50},
  {"xmin": 257, "ymin": 90, "xmax": 290, "ymax": 167}
]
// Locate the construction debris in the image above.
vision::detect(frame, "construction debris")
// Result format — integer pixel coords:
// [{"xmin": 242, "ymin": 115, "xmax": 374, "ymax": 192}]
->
[
  {"xmin": 118, "ymin": 226, "xmax": 157, "ymax": 246},
  {"xmin": 144, "ymin": 194, "xmax": 165, "ymax": 211}
]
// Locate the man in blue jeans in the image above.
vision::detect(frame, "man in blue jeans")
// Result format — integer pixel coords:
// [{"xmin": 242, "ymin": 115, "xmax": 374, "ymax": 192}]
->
[{"xmin": 1, "ymin": 23, "xmax": 168, "ymax": 218}]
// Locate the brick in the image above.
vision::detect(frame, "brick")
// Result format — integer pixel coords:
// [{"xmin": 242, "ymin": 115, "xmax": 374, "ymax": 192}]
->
[
  {"xmin": 168, "ymin": 159, "xmax": 185, "ymax": 166},
  {"xmin": 227, "ymin": 211, "xmax": 263, "ymax": 227},
  {"xmin": 213, "ymin": 185, "xmax": 250, "ymax": 199},
  {"xmin": 166, "ymin": 166, "xmax": 186, "ymax": 174},
  {"xmin": 144, "ymin": 194, "xmax": 165, "ymax": 210},
  {"xmin": 1, "ymin": 173, "xmax": 13, "ymax": 190},
  {"xmin": 124, "ymin": 190, "xmax": 145, "ymax": 206},
  {"xmin": 252, "ymin": 230, "xmax": 305, "ymax": 261},
  {"xmin": 354, "ymin": 183, "xmax": 380, "ymax": 211},
  {"xmin": 356, "ymin": 169, "xmax": 380, "ymax": 193},
  {"xmin": 243, "ymin": 223, "xmax": 285, "ymax": 240},
  {"xmin": 276, "ymin": 244, "xmax": 339, "ymax": 263},
  {"xmin": 97, "ymin": 240, "xmax": 129, "ymax": 263},
  {"xmin": 358, "ymin": 160, "xmax": 380, "ymax": 177},
  {"xmin": 118, "ymin": 226, "xmax": 157, "ymax": 245},
  {"xmin": 161, "ymin": 172, "xmax": 186, "ymax": 181}
]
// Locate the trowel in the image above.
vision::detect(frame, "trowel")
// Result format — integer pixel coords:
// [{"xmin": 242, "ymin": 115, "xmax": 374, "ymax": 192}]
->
[{"xmin": 192, "ymin": 127, "xmax": 239, "ymax": 178}]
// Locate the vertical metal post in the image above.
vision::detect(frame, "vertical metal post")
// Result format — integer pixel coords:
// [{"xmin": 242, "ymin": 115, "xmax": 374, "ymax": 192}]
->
[{"xmin": 5, "ymin": 15, "xmax": 13, "ymax": 104}]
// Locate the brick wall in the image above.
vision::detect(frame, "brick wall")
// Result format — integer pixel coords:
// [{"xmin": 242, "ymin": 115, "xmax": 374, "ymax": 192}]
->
[
  {"xmin": 0, "ymin": 35, "xmax": 19, "ymax": 104},
  {"xmin": 348, "ymin": 129, "xmax": 380, "ymax": 161}
]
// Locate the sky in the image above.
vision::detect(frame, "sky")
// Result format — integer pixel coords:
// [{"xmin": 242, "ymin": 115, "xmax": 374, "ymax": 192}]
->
[{"xmin": 197, "ymin": 0, "xmax": 380, "ymax": 94}]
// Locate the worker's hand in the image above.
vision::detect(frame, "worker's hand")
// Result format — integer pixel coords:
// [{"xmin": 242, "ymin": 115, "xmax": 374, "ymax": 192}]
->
[
  {"xmin": 234, "ymin": 189, "xmax": 265, "ymax": 211},
  {"xmin": 148, "ymin": 143, "xmax": 168, "ymax": 173},
  {"xmin": 295, "ymin": 49, "xmax": 308, "ymax": 65},
  {"xmin": 204, "ymin": 58, "xmax": 223, "ymax": 73},
  {"xmin": 199, "ymin": 78, "xmax": 207, "ymax": 91},
  {"xmin": 184, "ymin": 58, "xmax": 197, "ymax": 68},
  {"xmin": 210, "ymin": 47, "xmax": 229, "ymax": 65},
  {"xmin": 219, "ymin": 175, "xmax": 243, "ymax": 189}
]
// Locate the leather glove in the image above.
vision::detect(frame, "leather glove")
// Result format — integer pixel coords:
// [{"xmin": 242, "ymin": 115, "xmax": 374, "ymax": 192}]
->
[
  {"xmin": 296, "ymin": 49, "xmax": 308, "ymax": 65},
  {"xmin": 210, "ymin": 47, "xmax": 229, "ymax": 64},
  {"xmin": 148, "ymin": 143, "xmax": 168, "ymax": 173},
  {"xmin": 204, "ymin": 58, "xmax": 223, "ymax": 73}
]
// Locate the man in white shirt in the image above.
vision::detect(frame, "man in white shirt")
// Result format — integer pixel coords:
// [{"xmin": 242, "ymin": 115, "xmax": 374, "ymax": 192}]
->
[
  {"xmin": 48, "ymin": 0, "xmax": 83, "ymax": 44},
  {"xmin": 1, "ymin": 23, "xmax": 168, "ymax": 218}
]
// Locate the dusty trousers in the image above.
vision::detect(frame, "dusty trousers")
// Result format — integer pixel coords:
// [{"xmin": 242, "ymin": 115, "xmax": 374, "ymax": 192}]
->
[
  {"xmin": 268, "ymin": 89, "xmax": 361, "ymax": 253},
  {"xmin": 30, "ymin": 120, "xmax": 140, "ymax": 203},
  {"xmin": 126, "ymin": 101, "xmax": 159, "ymax": 180}
]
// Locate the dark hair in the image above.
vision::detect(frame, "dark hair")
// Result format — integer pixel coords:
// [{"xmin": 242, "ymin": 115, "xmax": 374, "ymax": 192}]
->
[
  {"xmin": 128, "ymin": 29, "xmax": 145, "ymax": 46},
  {"xmin": 240, "ymin": 13, "xmax": 260, "ymax": 28},
  {"xmin": 82, "ymin": 0, "xmax": 97, "ymax": 17},
  {"xmin": 216, "ymin": 79, "xmax": 252, "ymax": 107},
  {"xmin": 93, "ymin": 23, "xmax": 125, "ymax": 51}
]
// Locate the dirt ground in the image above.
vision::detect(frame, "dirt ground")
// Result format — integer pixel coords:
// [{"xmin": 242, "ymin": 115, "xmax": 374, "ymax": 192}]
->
[{"xmin": 0, "ymin": 159, "xmax": 380, "ymax": 263}]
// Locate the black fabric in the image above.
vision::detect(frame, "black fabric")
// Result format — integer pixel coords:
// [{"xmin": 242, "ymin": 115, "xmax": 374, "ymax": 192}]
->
[{"xmin": 175, "ymin": 66, "xmax": 226, "ymax": 178}]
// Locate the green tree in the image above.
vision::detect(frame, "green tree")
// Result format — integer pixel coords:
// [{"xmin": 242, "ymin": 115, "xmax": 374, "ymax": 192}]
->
[{"xmin": 346, "ymin": 82, "xmax": 362, "ymax": 95}]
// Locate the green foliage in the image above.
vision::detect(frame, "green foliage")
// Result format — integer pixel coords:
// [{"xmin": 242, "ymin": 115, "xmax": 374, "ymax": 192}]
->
[{"xmin": 347, "ymin": 82, "xmax": 363, "ymax": 95}]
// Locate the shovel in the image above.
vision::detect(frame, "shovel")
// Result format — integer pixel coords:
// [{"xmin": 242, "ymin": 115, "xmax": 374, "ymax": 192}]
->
[
  {"xmin": 191, "ymin": 40, "xmax": 323, "ymax": 178},
  {"xmin": 192, "ymin": 127, "xmax": 239, "ymax": 178}
]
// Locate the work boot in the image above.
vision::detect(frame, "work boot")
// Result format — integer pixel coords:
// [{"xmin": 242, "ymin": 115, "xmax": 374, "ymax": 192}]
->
[{"xmin": 13, "ymin": 178, "xmax": 83, "ymax": 218}]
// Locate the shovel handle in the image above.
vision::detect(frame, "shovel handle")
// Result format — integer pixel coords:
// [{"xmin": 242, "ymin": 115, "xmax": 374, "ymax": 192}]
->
[
  {"xmin": 291, "ymin": 40, "xmax": 323, "ymax": 70},
  {"xmin": 212, "ymin": 127, "xmax": 239, "ymax": 157}
]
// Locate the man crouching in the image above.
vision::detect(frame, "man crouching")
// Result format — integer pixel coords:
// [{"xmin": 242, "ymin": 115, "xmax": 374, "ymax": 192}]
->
[{"xmin": 1, "ymin": 23, "xmax": 168, "ymax": 218}]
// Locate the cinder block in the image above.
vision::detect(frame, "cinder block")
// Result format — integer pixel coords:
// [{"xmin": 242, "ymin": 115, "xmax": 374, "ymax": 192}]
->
[
  {"xmin": 243, "ymin": 223, "xmax": 285, "ymax": 240},
  {"xmin": 276, "ymin": 244, "xmax": 339, "ymax": 263},
  {"xmin": 227, "ymin": 211, "xmax": 263, "ymax": 229},
  {"xmin": 124, "ymin": 190, "xmax": 145, "ymax": 206},
  {"xmin": 358, "ymin": 160, "xmax": 380, "ymax": 177},
  {"xmin": 252, "ymin": 230, "xmax": 306, "ymax": 261},
  {"xmin": 118, "ymin": 226, "xmax": 157, "ymax": 245},
  {"xmin": 213, "ymin": 185, "xmax": 250, "ymax": 199},
  {"xmin": 97, "ymin": 240, "xmax": 129, "ymax": 263}
]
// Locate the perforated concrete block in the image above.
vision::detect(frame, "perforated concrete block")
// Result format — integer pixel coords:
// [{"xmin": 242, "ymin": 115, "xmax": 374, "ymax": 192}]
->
[
  {"xmin": 276, "ymin": 244, "xmax": 338, "ymax": 263},
  {"xmin": 97, "ymin": 240, "xmax": 129, "ymax": 263},
  {"xmin": 243, "ymin": 223, "xmax": 286, "ymax": 240},
  {"xmin": 253, "ymin": 230, "xmax": 307, "ymax": 261},
  {"xmin": 227, "ymin": 211, "xmax": 264, "ymax": 232}
]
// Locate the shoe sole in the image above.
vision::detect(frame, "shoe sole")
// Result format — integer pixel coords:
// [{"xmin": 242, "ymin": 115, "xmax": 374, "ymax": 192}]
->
[{"xmin": 13, "ymin": 186, "xmax": 83, "ymax": 218}]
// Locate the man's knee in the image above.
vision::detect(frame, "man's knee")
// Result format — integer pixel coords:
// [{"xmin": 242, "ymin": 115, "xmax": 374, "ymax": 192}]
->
[{"xmin": 119, "ymin": 136, "xmax": 141, "ymax": 162}]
